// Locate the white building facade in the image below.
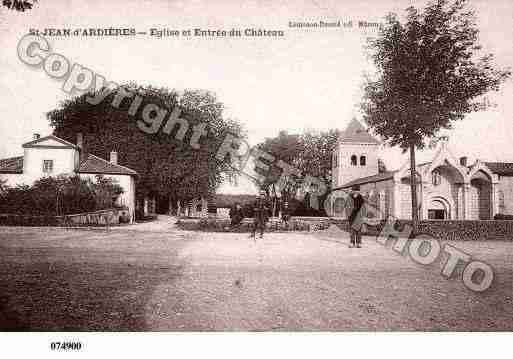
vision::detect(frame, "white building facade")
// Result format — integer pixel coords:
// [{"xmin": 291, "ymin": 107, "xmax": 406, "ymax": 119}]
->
[
  {"xmin": 332, "ymin": 119, "xmax": 513, "ymax": 220},
  {"xmin": 0, "ymin": 134, "xmax": 137, "ymax": 221}
]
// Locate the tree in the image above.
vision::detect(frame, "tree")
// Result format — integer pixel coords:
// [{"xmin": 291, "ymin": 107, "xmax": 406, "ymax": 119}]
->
[
  {"xmin": 254, "ymin": 131, "xmax": 302, "ymax": 201},
  {"xmin": 253, "ymin": 129, "xmax": 338, "ymax": 216},
  {"xmin": 48, "ymin": 85, "xmax": 244, "ymax": 209},
  {"xmin": 0, "ymin": 175, "xmax": 129, "ymax": 216},
  {"xmin": 297, "ymin": 129, "xmax": 339, "ymax": 189},
  {"xmin": 361, "ymin": 0, "xmax": 510, "ymax": 232},
  {"xmin": 91, "ymin": 175, "xmax": 124, "ymax": 210}
]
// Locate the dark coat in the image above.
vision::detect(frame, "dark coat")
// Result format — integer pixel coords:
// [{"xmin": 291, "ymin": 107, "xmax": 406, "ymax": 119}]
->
[
  {"xmin": 347, "ymin": 192, "xmax": 365, "ymax": 225},
  {"xmin": 253, "ymin": 201, "xmax": 270, "ymax": 224},
  {"xmin": 229, "ymin": 206, "xmax": 244, "ymax": 225}
]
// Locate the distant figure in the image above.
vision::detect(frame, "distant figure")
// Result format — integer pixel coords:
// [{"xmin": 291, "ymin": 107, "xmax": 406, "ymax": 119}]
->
[
  {"xmin": 252, "ymin": 195, "xmax": 270, "ymax": 239},
  {"xmin": 229, "ymin": 202, "xmax": 244, "ymax": 228},
  {"xmin": 281, "ymin": 201, "xmax": 291, "ymax": 229},
  {"xmin": 347, "ymin": 184, "xmax": 365, "ymax": 248}
]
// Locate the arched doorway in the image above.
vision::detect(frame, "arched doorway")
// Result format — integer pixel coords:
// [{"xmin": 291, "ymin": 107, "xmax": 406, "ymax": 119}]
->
[
  {"xmin": 428, "ymin": 197, "xmax": 450, "ymax": 220},
  {"xmin": 470, "ymin": 170, "xmax": 492, "ymax": 220},
  {"xmin": 427, "ymin": 163, "xmax": 466, "ymax": 220}
]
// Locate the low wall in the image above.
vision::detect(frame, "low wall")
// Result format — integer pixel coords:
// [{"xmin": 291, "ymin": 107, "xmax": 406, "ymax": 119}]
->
[
  {"xmin": 176, "ymin": 217, "xmax": 331, "ymax": 232},
  {"xmin": 0, "ymin": 214, "xmax": 59, "ymax": 227},
  {"xmin": 0, "ymin": 208, "xmax": 130, "ymax": 227},
  {"xmin": 330, "ymin": 219, "xmax": 513, "ymax": 241},
  {"xmin": 61, "ymin": 208, "xmax": 131, "ymax": 227}
]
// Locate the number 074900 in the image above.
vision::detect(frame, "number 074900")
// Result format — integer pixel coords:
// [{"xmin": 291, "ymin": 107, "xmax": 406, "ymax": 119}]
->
[{"xmin": 50, "ymin": 342, "xmax": 82, "ymax": 350}]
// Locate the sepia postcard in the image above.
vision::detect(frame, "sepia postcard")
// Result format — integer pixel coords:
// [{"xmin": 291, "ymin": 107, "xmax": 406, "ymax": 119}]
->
[{"xmin": 0, "ymin": 0, "xmax": 512, "ymax": 357}]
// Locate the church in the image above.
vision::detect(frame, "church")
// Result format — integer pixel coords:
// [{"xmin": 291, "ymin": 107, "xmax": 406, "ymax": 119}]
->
[{"xmin": 331, "ymin": 118, "xmax": 513, "ymax": 220}]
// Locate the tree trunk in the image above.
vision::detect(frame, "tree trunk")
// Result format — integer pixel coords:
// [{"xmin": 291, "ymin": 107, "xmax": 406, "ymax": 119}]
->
[
  {"xmin": 409, "ymin": 144, "xmax": 419, "ymax": 234},
  {"xmin": 207, "ymin": 193, "xmax": 217, "ymax": 218},
  {"xmin": 272, "ymin": 184, "xmax": 277, "ymax": 217}
]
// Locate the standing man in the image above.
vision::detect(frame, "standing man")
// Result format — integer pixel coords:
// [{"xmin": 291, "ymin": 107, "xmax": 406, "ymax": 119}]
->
[
  {"xmin": 252, "ymin": 194, "xmax": 270, "ymax": 240},
  {"xmin": 347, "ymin": 184, "xmax": 365, "ymax": 248},
  {"xmin": 281, "ymin": 200, "xmax": 291, "ymax": 229},
  {"xmin": 229, "ymin": 202, "xmax": 244, "ymax": 228}
]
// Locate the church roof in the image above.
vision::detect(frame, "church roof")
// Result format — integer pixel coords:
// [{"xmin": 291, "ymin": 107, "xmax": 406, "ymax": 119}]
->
[
  {"xmin": 485, "ymin": 162, "xmax": 513, "ymax": 176},
  {"xmin": 339, "ymin": 118, "xmax": 380, "ymax": 144},
  {"xmin": 334, "ymin": 161, "xmax": 433, "ymax": 189},
  {"xmin": 335, "ymin": 170, "xmax": 397, "ymax": 189}
]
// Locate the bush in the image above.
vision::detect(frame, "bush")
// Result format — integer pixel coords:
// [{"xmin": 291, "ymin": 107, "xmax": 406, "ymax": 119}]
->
[
  {"xmin": 0, "ymin": 174, "xmax": 124, "ymax": 216},
  {"xmin": 0, "ymin": 214, "xmax": 59, "ymax": 226},
  {"xmin": 92, "ymin": 175, "xmax": 124, "ymax": 210}
]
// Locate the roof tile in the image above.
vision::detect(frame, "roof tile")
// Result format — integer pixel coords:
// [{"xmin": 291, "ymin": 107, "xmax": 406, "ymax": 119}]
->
[
  {"xmin": 485, "ymin": 162, "xmax": 513, "ymax": 176},
  {"xmin": 0, "ymin": 156, "xmax": 23, "ymax": 173},
  {"xmin": 336, "ymin": 170, "xmax": 396, "ymax": 189},
  {"xmin": 78, "ymin": 154, "xmax": 137, "ymax": 176},
  {"xmin": 339, "ymin": 118, "xmax": 380, "ymax": 144}
]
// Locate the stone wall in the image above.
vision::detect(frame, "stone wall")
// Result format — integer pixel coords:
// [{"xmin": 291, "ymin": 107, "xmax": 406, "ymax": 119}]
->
[
  {"xmin": 331, "ymin": 218, "xmax": 513, "ymax": 241},
  {"xmin": 61, "ymin": 208, "xmax": 130, "ymax": 226},
  {"xmin": 0, "ymin": 208, "xmax": 130, "ymax": 227}
]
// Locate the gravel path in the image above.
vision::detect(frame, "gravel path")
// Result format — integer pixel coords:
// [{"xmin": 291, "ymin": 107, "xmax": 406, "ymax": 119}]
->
[{"xmin": 0, "ymin": 225, "xmax": 512, "ymax": 331}]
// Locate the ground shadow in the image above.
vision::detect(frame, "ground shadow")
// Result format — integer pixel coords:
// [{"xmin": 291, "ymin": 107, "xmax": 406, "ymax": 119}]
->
[{"xmin": 0, "ymin": 245, "xmax": 185, "ymax": 331}]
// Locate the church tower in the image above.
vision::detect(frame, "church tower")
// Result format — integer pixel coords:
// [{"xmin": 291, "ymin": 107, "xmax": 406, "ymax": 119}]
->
[{"xmin": 333, "ymin": 118, "xmax": 380, "ymax": 188}]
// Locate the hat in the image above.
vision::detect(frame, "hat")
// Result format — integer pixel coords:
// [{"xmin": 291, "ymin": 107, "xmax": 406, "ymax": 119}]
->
[{"xmin": 351, "ymin": 184, "xmax": 361, "ymax": 191}]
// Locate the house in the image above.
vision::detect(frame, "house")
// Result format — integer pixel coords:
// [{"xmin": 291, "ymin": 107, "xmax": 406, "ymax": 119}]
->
[
  {"xmin": 331, "ymin": 118, "xmax": 513, "ymax": 220},
  {"xmin": 0, "ymin": 133, "xmax": 137, "ymax": 221}
]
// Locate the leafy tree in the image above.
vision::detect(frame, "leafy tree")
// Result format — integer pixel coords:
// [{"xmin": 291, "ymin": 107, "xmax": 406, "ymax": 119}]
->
[
  {"xmin": 297, "ymin": 129, "xmax": 339, "ymax": 189},
  {"xmin": 91, "ymin": 175, "xmax": 124, "ymax": 210},
  {"xmin": 361, "ymin": 0, "xmax": 510, "ymax": 231},
  {"xmin": 0, "ymin": 176, "xmax": 92, "ymax": 215},
  {"xmin": 51, "ymin": 175, "xmax": 97, "ymax": 215},
  {"xmin": 254, "ymin": 129, "xmax": 338, "ymax": 216},
  {"xmin": 0, "ymin": 175, "xmax": 127, "ymax": 216},
  {"xmin": 2, "ymin": 0, "xmax": 36, "ymax": 11},
  {"xmin": 254, "ymin": 131, "xmax": 302, "ymax": 203},
  {"xmin": 48, "ymin": 85, "xmax": 244, "ymax": 209}
]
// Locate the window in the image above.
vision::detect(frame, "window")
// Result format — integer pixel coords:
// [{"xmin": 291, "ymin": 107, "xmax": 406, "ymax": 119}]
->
[
  {"xmin": 42, "ymin": 160, "xmax": 54, "ymax": 174},
  {"xmin": 360, "ymin": 156, "xmax": 366, "ymax": 166},
  {"xmin": 333, "ymin": 153, "xmax": 338, "ymax": 167},
  {"xmin": 431, "ymin": 170, "xmax": 441, "ymax": 186},
  {"xmin": 350, "ymin": 155, "xmax": 357, "ymax": 166}
]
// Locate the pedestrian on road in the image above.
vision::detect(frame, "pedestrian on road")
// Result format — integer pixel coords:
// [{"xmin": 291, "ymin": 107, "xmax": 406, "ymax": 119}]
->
[
  {"xmin": 252, "ymin": 195, "xmax": 270, "ymax": 240},
  {"xmin": 281, "ymin": 201, "xmax": 291, "ymax": 229},
  {"xmin": 347, "ymin": 184, "xmax": 365, "ymax": 248},
  {"xmin": 229, "ymin": 202, "xmax": 244, "ymax": 229}
]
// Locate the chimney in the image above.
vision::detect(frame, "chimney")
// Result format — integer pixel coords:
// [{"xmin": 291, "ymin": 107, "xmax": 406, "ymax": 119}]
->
[
  {"xmin": 77, "ymin": 132, "xmax": 83, "ymax": 149},
  {"xmin": 77, "ymin": 132, "xmax": 87, "ymax": 164},
  {"xmin": 110, "ymin": 151, "xmax": 118, "ymax": 165},
  {"xmin": 460, "ymin": 156, "xmax": 468, "ymax": 167},
  {"xmin": 33, "ymin": 133, "xmax": 40, "ymax": 140}
]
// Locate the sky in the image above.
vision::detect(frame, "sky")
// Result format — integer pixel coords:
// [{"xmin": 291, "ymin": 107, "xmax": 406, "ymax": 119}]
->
[{"xmin": 0, "ymin": 0, "xmax": 512, "ymax": 194}]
